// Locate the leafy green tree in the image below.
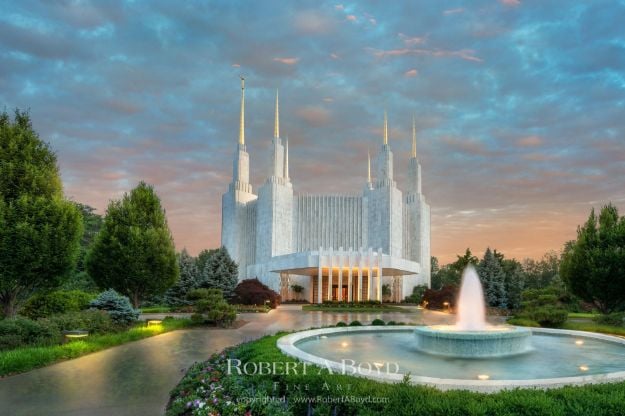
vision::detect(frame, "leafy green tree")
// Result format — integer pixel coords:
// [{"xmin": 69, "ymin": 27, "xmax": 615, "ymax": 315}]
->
[
  {"xmin": 522, "ymin": 251, "xmax": 561, "ymax": 289},
  {"xmin": 478, "ymin": 248, "xmax": 507, "ymax": 308},
  {"xmin": 165, "ymin": 249, "xmax": 201, "ymax": 306},
  {"xmin": 0, "ymin": 110, "xmax": 82, "ymax": 317},
  {"xmin": 200, "ymin": 247, "xmax": 238, "ymax": 298},
  {"xmin": 561, "ymin": 204, "xmax": 625, "ymax": 314},
  {"xmin": 431, "ymin": 249, "xmax": 478, "ymax": 289},
  {"xmin": 62, "ymin": 203, "xmax": 103, "ymax": 291},
  {"xmin": 86, "ymin": 182, "xmax": 178, "ymax": 307}
]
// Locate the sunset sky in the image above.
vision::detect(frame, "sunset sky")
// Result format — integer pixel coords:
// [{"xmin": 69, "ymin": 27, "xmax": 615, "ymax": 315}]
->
[{"xmin": 1, "ymin": 1, "xmax": 624, "ymax": 263}]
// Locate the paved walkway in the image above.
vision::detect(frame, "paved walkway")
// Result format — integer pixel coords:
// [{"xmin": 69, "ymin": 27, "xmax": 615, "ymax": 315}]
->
[{"xmin": 0, "ymin": 306, "xmax": 455, "ymax": 416}]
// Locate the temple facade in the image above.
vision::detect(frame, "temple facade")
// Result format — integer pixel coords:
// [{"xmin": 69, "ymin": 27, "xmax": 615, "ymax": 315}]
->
[{"xmin": 221, "ymin": 78, "xmax": 431, "ymax": 303}]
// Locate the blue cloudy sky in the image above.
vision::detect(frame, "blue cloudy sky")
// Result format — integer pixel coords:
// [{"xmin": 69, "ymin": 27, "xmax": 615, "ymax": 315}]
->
[{"xmin": 1, "ymin": 0, "xmax": 624, "ymax": 262}]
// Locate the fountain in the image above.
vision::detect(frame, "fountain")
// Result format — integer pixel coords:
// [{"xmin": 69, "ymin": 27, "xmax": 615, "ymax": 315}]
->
[
  {"xmin": 277, "ymin": 265, "xmax": 625, "ymax": 391},
  {"xmin": 414, "ymin": 266, "xmax": 532, "ymax": 357}
]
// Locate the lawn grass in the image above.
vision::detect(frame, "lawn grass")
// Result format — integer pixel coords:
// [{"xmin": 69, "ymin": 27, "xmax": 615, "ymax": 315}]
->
[
  {"xmin": 0, "ymin": 318, "xmax": 193, "ymax": 377},
  {"xmin": 562, "ymin": 321, "xmax": 625, "ymax": 337},
  {"xmin": 568, "ymin": 312, "xmax": 599, "ymax": 319},
  {"xmin": 140, "ymin": 305, "xmax": 174, "ymax": 313},
  {"xmin": 302, "ymin": 304, "xmax": 406, "ymax": 312}
]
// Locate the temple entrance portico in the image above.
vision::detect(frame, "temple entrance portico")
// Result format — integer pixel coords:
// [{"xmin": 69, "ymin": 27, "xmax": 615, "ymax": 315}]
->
[{"xmin": 269, "ymin": 247, "xmax": 421, "ymax": 304}]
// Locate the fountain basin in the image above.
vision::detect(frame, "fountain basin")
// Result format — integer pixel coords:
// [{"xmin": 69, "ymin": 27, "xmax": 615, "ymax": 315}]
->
[{"xmin": 414, "ymin": 325, "xmax": 532, "ymax": 358}]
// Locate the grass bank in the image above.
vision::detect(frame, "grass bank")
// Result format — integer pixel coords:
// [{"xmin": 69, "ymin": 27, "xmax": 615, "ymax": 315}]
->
[{"xmin": 0, "ymin": 318, "xmax": 193, "ymax": 377}]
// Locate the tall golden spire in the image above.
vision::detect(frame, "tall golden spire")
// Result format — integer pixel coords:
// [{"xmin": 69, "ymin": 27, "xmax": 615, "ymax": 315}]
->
[
  {"xmin": 412, "ymin": 114, "xmax": 417, "ymax": 158},
  {"xmin": 367, "ymin": 149, "xmax": 371, "ymax": 183},
  {"xmin": 239, "ymin": 76, "xmax": 245, "ymax": 145},
  {"xmin": 274, "ymin": 89, "xmax": 280, "ymax": 139},
  {"xmin": 383, "ymin": 110, "xmax": 388, "ymax": 145}
]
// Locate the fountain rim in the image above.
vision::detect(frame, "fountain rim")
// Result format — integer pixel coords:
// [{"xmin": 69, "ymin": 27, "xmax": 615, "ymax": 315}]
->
[{"xmin": 277, "ymin": 325, "xmax": 625, "ymax": 393}]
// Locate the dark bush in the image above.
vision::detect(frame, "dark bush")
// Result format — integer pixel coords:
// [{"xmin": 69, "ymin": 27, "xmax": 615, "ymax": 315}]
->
[
  {"xmin": 335, "ymin": 321, "xmax": 347, "ymax": 327},
  {"xmin": 189, "ymin": 288, "xmax": 236, "ymax": 327},
  {"xmin": 594, "ymin": 313, "xmax": 625, "ymax": 327},
  {"xmin": 0, "ymin": 317, "xmax": 60, "ymax": 350},
  {"xmin": 371, "ymin": 319, "xmax": 385, "ymax": 326},
  {"xmin": 349, "ymin": 320, "xmax": 362, "ymax": 326},
  {"xmin": 89, "ymin": 289, "xmax": 139, "ymax": 326},
  {"xmin": 404, "ymin": 285, "xmax": 428, "ymax": 304},
  {"xmin": 422, "ymin": 285, "xmax": 457, "ymax": 309},
  {"xmin": 39, "ymin": 310, "xmax": 115, "ymax": 334},
  {"xmin": 21, "ymin": 290, "xmax": 94, "ymax": 320},
  {"xmin": 232, "ymin": 278, "xmax": 281, "ymax": 308},
  {"xmin": 514, "ymin": 287, "xmax": 569, "ymax": 328},
  {"xmin": 387, "ymin": 320, "xmax": 396, "ymax": 325}
]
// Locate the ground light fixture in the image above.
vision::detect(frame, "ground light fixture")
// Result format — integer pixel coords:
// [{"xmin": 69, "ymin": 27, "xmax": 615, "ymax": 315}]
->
[
  {"xmin": 147, "ymin": 320, "xmax": 163, "ymax": 327},
  {"xmin": 62, "ymin": 330, "xmax": 89, "ymax": 342}
]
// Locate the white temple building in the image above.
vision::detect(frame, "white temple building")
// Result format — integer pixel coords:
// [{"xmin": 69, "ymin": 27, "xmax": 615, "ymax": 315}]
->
[{"xmin": 221, "ymin": 78, "xmax": 431, "ymax": 303}]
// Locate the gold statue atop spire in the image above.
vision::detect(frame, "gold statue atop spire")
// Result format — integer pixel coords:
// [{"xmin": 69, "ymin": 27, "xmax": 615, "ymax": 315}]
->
[
  {"xmin": 412, "ymin": 114, "xmax": 417, "ymax": 158},
  {"xmin": 383, "ymin": 110, "xmax": 388, "ymax": 145},
  {"xmin": 239, "ymin": 76, "xmax": 245, "ymax": 145},
  {"xmin": 274, "ymin": 89, "xmax": 280, "ymax": 139}
]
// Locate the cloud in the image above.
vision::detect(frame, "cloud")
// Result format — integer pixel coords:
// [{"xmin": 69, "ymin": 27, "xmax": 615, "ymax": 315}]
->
[
  {"xmin": 499, "ymin": 0, "xmax": 521, "ymax": 6},
  {"xmin": 293, "ymin": 10, "xmax": 334, "ymax": 34},
  {"xmin": 443, "ymin": 8, "xmax": 465, "ymax": 15},
  {"xmin": 369, "ymin": 47, "xmax": 483, "ymax": 63},
  {"xmin": 404, "ymin": 69, "xmax": 418, "ymax": 77},
  {"xmin": 517, "ymin": 135, "xmax": 543, "ymax": 147},
  {"xmin": 273, "ymin": 57, "xmax": 299, "ymax": 65},
  {"xmin": 346, "ymin": 15, "xmax": 357, "ymax": 22},
  {"xmin": 295, "ymin": 106, "xmax": 331, "ymax": 126}
]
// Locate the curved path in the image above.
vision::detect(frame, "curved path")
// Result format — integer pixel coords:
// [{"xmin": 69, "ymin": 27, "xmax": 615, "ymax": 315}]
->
[{"xmin": 0, "ymin": 306, "xmax": 453, "ymax": 416}]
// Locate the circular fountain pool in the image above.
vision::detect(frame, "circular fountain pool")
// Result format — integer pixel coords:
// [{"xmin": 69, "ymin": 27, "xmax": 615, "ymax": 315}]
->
[{"xmin": 277, "ymin": 326, "xmax": 625, "ymax": 392}]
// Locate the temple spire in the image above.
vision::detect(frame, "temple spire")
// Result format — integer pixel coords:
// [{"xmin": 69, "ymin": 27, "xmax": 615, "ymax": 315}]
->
[
  {"xmin": 239, "ymin": 76, "xmax": 245, "ymax": 145},
  {"xmin": 274, "ymin": 89, "xmax": 280, "ymax": 139},
  {"xmin": 367, "ymin": 149, "xmax": 371, "ymax": 183},
  {"xmin": 284, "ymin": 135, "xmax": 289, "ymax": 180},
  {"xmin": 411, "ymin": 114, "xmax": 417, "ymax": 158},
  {"xmin": 383, "ymin": 110, "xmax": 388, "ymax": 145}
]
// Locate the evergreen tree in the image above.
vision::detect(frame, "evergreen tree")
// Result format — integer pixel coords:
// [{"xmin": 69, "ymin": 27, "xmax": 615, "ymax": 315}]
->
[
  {"xmin": 478, "ymin": 248, "xmax": 507, "ymax": 308},
  {"xmin": 200, "ymin": 247, "xmax": 238, "ymax": 298},
  {"xmin": 165, "ymin": 249, "xmax": 201, "ymax": 306},
  {"xmin": 86, "ymin": 182, "xmax": 179, "ymax": 307},
  {"xmin": 561, "ymin": 204, "xmax": 625, "ymax": 313},
  {"xmin": 0, "ymin": 110, "xmax": 82, "ymax": 317}
]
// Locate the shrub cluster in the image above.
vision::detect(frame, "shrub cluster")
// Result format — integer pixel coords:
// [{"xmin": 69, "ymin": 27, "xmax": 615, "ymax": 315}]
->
[
  {"xmin": 232, "ymin": 278, "xmax": 281, "ymax": 308},
  {"xmin": 594, "ymin": 312, "xmax": 625, "ymax": 327},
  {"xmin": 371, "ymin": 319, "xmax": 385, "ymax": 326},
  {"xmin": 403, "ymin": 285, "xmax": 428, "ymax": 304},
  {"xmin": 89, "ymin": 289, "xmax": 139, "ymax": 326},
  {"xmin": 188, "ymin": 289, "xmax": 236, "ymax": 327},
  {"xmin": 422, "ymin": 285, "xmax": 457, "ymax": 309},
  {"xmin": 514, "ymin": 287, "xmax": 568, "ymax": 327},
  {"xmin": 20, "ymin": 290, "xmax": 94, "ymax": 320},
  {"xmin": 0, "ymin": 317, "xmax": 59, "ymax": 350}
]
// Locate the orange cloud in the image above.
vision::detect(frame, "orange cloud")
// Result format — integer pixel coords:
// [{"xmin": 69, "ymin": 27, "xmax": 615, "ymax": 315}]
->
[
  {"xmin": 517, "ymin": 135, "xmax": 543, "ymax": 147},
  {"xmin": 346, "ymin": 15, "xmax": 357, "ymax": 22},
  {"xmin": 499, "ymin": 0, "xmax": 521, "ymax": 6},
  {"xmin": 273, "ymin": 57, "xmax": 299, "ymax": 65},
  {"xmin": 404, "ymin": 68, "xmax": 418, "ymax": 77}
]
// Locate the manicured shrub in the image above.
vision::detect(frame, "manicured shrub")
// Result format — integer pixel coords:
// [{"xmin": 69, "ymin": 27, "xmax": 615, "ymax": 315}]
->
[
  {"xmin": 335, "ymin": 321, "xmax": 347, "ymax": 327},
  {"xmin": 39, "ymin": 310, "xmax": 114, "ymax": 334},
  {"xmin": 349, "ymin": 320, "xmax": 362, "ymax": 326},
  {"xmin": 232, "ymin": 278, "xmax": 281, "ymax": 308},
  {"xmin": 371, "ymin": 319, "xmax": 385, "ymax": 326},
  {"xmin": 422, "ymin": 285, "xmax": 457, "ymax": 309},
  {"xmin": 387, "ymin": 320, "xmax": 396, "ymax": 325},
  {"xmin": 515, "ymin": 287, "xmax": 569, "ymax": 328},
  {"xmin": 89, "ymin": 289, "xmax": 139, "ymax": 326},
  {"xmin": 21, "ymin": 290, "xmax": 94, "ymax": 319},
  {"xmin": 0, "ymin": 317, "xmax": 60, "ymax": 350},
  {"xmin": 594, "ymin": 312, "xmax": 625, "ymax": 327},
  {"xmin": 189, "ymin": 288, "xmax": 236, "ymax": 327}
]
